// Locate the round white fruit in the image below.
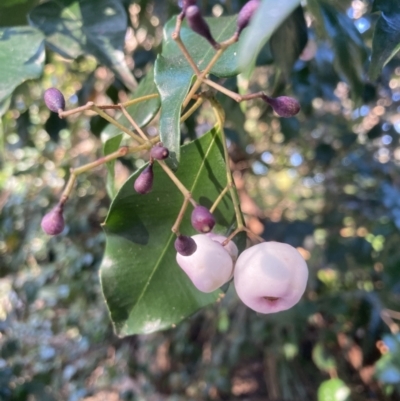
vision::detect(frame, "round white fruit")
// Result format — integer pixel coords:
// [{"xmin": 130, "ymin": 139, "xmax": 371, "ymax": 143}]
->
[
  {"xmin": 234, "ymin": 242, "xmax": 308, "ymax": 313},
  {"xmin": 176, "ymin": 234, "xmax": 233, "ymax": 293}
]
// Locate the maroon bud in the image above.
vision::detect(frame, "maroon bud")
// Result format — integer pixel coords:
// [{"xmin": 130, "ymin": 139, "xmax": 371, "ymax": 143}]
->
[
  {"xmin": 191, "ymin": 205, "xmax": 216, "ymax": 233},
  {"xmin": 134, "ymin": 164, "xmax": 154, "ymax": 194},
  {"xmin": 186, "ymin": 5, "xmax": 220, "ymax": 49},
  {"xmin": 150, "ymin": 145, "xmax": 169, "ymax": 160},
  {"xmin": 44, "ymin": 88, "xmax": 66, "ymax": 113},
  {"xmin": 175, "ymin": 235, "xmax": 197, "ymax": 256},
  {"xmin": 181, "ymin": 0, "xmax": 197, "ymax": 16},
  {"xmin": 236, "ymin": 0, "xmax": 261, "ymax": 36},
  {"xmin": 41, "ymin": 203, "xmax": 65, "ymax": 236},
  {"xmin": 261, "ymin": 94, "xmax": 300, "ymax": 118}
]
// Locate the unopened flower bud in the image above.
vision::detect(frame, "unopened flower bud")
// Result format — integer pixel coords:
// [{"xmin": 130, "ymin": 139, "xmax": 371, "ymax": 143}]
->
[
  {"xmin": 150, "ymin": 145, "xmax": 169, "ymax": 160},
  {"xmin": 175, "ymin": 235, "xmax": 197, "ymax": 256},
  {"xmin": 41, "ymin": 203, "xmax": 65, "ymax": 235},
  {"xmin": 191, "ymin": 205, "xmax": 216, "ymax": 233},
  {"xmin": 181, "ymin": 0, "xmax": 197, "ymax": 17},
  {"xmin": 134, "ymin": 164, "xmax": 154, "ymax": 194},
  {"xmin": 44, "ymin": 88, "xmax": 66, "ymax": 113},
  {"xmin": 262, "ymin": 94, "xmax": 300, "ymax": 118},
  {"xmin": 236, "ymin": 0, "xmax": 261, "ymax": 37},
  {"xmin": 186, "ymin": 5, "xmax": 220, "ymax": 49}
]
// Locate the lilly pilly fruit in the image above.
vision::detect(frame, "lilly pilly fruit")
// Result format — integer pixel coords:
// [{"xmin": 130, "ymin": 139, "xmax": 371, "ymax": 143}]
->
[
  {"xmin": 261, "ymin": 94, "xmax": 300, "ymax": 118},
  {"xmin": 191, "ymin": 205, "xmax": 216, "ymax": 233},
  {"xmin": 134, "ymin": 164, "xmax": 154, "ymax": 194},
  {"xmin": 44, "ymin": 88, "xmax": 66, "ymax": 113},
  {"xmin": 236, "ymin": 0, "xmax": 261, "ymax": 37},
  {"xmin": 41, "ymin": 203, "xmax": 65, "ymax": 235},
  {"xmin": 175, "ymin": 235, "xmax": 197, "ymax": 256}
]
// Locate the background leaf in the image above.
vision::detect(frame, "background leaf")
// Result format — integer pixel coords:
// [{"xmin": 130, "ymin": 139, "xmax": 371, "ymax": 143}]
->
[
  {"xmin": 0, "ymin": 27, "xmax": 45, "ymax": 103},
  {"xmin": 100, "ymin": 127, "xmax": 243, "ymax": 336},
  {"xmin": 154, "ymin": 15, "xmax": 239, "ymax": 168},
  {"xmin": 29, "ymin": 0, "xmax": 137, "ymax": 90},
  {"xmin": 369, "ymin": 0, "xmax": 400, "ymax": 80},
  {"xmin": 238, "ymin": 0, "xmax": 302, "ymax": 72},
  {"xmin": 270, "ymin": 5, "xmax": 308, "ymax": 80}
]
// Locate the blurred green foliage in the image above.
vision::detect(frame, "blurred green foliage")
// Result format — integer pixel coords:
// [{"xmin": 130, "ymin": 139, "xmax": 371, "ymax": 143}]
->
[{"xmin": 2, "ymin": 0, "xmax": 400, "ymax": 400}]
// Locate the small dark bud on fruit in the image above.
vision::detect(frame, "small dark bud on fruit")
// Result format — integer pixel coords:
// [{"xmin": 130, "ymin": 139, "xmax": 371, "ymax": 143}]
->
[
  {"xmin": 261, "ymin": 94, "xmax": 300, "ymax": 118},
  {"xmin": 134, "ymin": 164, "xmax": 154, "ymax": 194},
  {"xmin": 236, "ymin": 0, "xmax": 261, "ymax": 36},
  {"xmin": 175, "ymin": 235, "xmax": 197, "ymax": 256},
  {"xmin": 186, "ymin": 5, "xmax": 220, "ymax": 49},
  {"xmin": 191, "ymin": 205, "xmax": 216, "ymax": 233},
  {"xmin": 44, "ymin": 88, "xmax": 66, "ymax": 113},
  {"xmin": 150, "ymin": 145, "xmax": 169, "ymax": 160},
  {"xmin": 41, "ymin": 203, "xmax": 65, "ymax": 236}
]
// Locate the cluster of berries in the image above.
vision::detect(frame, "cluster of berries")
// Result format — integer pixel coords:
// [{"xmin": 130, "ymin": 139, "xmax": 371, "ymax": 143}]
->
[
  {"xmin": 175, "ymin": 205, "xmax": 308, "ymax": 314},
  {"xmin": 40, "ymin": 0, "xmax": 309, "ymax": 316}
]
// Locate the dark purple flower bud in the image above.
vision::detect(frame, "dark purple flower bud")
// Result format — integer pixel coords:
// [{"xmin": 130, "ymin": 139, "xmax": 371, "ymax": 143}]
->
[
  {"xmin": 186, "ymin": 5, "xmax": 220, "ymax": 49},
  {"xmin": 236, "ymin": 0, "xmax": 261, "ymax": 36},
  {"xmin": 261, "ymin": 94, "xmax": 300, "ymax": 118},
  {"xmin": 191, "ymin": 205, "xmax": 216, "ymax": 233},
  {"xmin": 44, "ymin": 88, "xmax": 66, "ymax": 113},
  {"xmin": 134, "ymin": 164, "xmax": 154, "ymax": 194},
  {"xmin": 41, "ymin": 203, "xmax": 65, "ymax": 236},
  {"xmin": 150, "ymin": 145, "xmax": 169, "ymax": 160},
  {"xmin": 181, "ymin": 0, "xmax": 197, "ymax": 16},
  {"xmin": 175, "ymin": 235, "xmax": 197, "ymax": 256}
]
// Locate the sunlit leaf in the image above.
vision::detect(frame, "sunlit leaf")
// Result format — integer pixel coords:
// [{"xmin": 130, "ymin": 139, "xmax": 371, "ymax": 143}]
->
[{"xmin": 0, "ymin": 26, "xmax": 45, "ymax": 103}]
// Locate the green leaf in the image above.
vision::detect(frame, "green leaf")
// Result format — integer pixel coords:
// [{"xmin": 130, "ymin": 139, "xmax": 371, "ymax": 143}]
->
[
  {"xmin": 318, "ymin": 378, "xmax": 350, "ymax": 401},
  {"xmin": 238, "ymin": 0, "xmax": 301, "ymax": 72},
  {"xmin": 369, "ymin": 1, "xmax": 400, "ymax": 80},
  {"xmin": 103, "ymin": 133, "xmax": 123, "ymax": 199},
  {"xmin": 101, "ymin": 68, "xmax": 160, "ymax": 142},
  {"xmin": 0, "ymin": 0, "xmax": 39, "ymax": 27},
  {"xmin": 270, "ymin": 6, "xmax": 308, "ymax": 80},
  {"xmin": 0, "ymin": 27, "xmax": 45, "ymax": 103},
  {"xmin": 154, "ymin": 15, "xmax": 239, "ymax": 168},
  {"xmin": 309, "ymin": 1, "xmax": 367, "ymax": 101},
  {"xmin": 100, "ymin": 127, "xmax": 243, "ymax": 336},
  {"xmin": 29, "ymin": 0, "xmax": 137, "ymax": 91}
]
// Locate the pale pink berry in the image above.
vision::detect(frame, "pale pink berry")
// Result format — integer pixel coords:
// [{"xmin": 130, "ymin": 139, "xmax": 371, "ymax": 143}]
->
[
  {"xmin": 191, "ymin": 205, "xmax": 215, "ymax": 233},
  {"xmin": 134, "ymin": 164, "xmax": 154, "ymax": 194},
  {"xmin": 176, "ymin": 234, "xmax": 233, "ymax": 293},
  {"xmin": 234, "ymin": 242, "xmax": 308, "ymax": 313},
  {"xmin": 44, "ymin": 88, "xmax": 65, "ymax": 113},
  {"xmin": 41, "ymin": 203, "xmax": 65, "ymax": 235},
  {"xmin": 261, "ymin": 94, "xmax": 300, "ymax": 118}
]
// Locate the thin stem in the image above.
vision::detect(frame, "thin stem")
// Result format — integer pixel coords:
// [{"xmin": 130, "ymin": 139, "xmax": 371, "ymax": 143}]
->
[
  {"xmin": 243, "ymin": 227, "xmax": 265, "ymax": 243},
  {"xmin": 157, "ymin": 160, "xmax": 196, "ymax": 205},
  {"xmin": 91, "ymin": 104, "xmax": 145, "ymax": 144},
  {"xmin": 122, "ymin": 93, "xmax": 159, "ymax": 108},
  {"xmin": 59, "ymin": 103, "xmax": 92, "ymax": 118},
  {"xmin": 174, "ymin": 36, "xmax": 201, "ymax": 75},
  {"xmin": 210, "ymin": 184, "xmax": 230, "ymax": 213},
  {"xmin": 119, "ymin": 103, "xmax": 150, "ymax": 143},
  {"xmin": 180, "ymin": 97, "xmax": 204, "ymax": 123},
  {"xmin": 203, "ymin": 79, "xmax": 242, "ymax": 102},
  {"xmin": 222, "ymin": 227, "xmax": 242, "ymax": 246},
  {"xmin": 210, "ymin": 98, "xmax": 245, "ymax": 229},
  {"xmin": 172, "ymin": 195, "xmax": 192, "ymax": 235},
  {"xmin": 182, "ymin": 46, "xmax": 227, "ymax": 109}
]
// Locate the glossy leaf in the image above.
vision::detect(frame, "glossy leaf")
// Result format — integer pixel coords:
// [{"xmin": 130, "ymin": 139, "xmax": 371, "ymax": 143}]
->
[
  {"xmin": 318, "ymin": 378, "xmax": 350, "ymax": 401},
  {"xmin": 270, "ymin": 5, "xmax": 308, "ymax": 79},
  {"xmin": 29, "ymin": 0, "xmax": 137, "ymax": 90},
  {"xmin": 101, "ymin": 68, "xmax": 160, "ymax": 142},
  {"xmin": 100, "ymin": 127, "xmax": 243, "ymax": 336},
  {"xmin": 154, "ymin": 15, "xmax": 239, "ymax": 168},
  {"xmin": 104, "ymin": 133, "xmax": 123, "ymax": 199},
  {"xmin": 238, "ymin": 0, "xmax": 301, "ymax": 72},
  {"xmin": 369, "ymin": 0, "xmax": 400, "ymax": 80},
  {"xmin": 0, "ymin": 27, "xmax": 45, "ymax": 103}
]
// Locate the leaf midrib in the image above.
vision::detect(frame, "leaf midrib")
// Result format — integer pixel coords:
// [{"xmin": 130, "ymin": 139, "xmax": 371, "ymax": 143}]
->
[{"xmin": 124, "ymin": 129, "xmax": 220, "ymax": 326}]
